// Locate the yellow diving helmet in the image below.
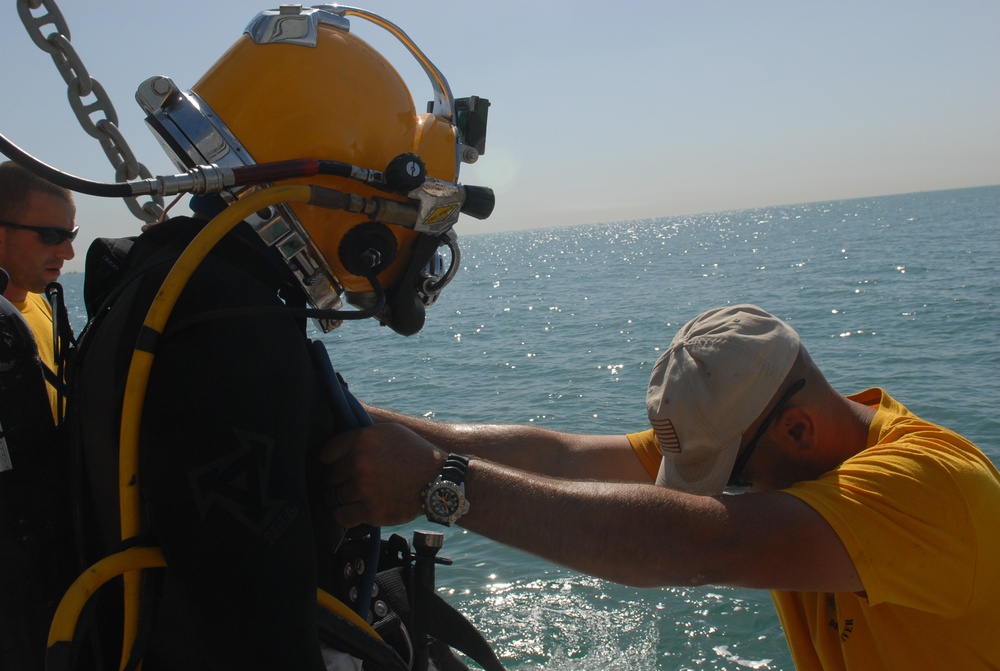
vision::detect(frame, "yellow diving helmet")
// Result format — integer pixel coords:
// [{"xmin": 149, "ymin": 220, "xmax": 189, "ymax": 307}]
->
[{"xmin": 135, "ymin": 4, "xmax": 493, "ymax": 335}]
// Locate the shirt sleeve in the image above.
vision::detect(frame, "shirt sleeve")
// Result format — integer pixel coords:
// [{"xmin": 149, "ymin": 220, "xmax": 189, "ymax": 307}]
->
[{"xmin": 626, "ymin": 428, "xmax": 661, "ymax": 480}]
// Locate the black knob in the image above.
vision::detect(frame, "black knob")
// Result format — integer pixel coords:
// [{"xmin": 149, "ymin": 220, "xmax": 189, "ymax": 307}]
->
[
  {"xmin": 460, "ymin": 185, "xmax": 496, "ymax": 220},
  {"xmin": 384, "ymin": 153, "xmax": 427, "ymax": 193}
]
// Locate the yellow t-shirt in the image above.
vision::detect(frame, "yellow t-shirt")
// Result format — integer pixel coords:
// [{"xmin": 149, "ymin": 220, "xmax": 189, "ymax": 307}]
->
[
  {"xmin": 778, "ymin": 389, "xmax": 1000, "ymax": 669},
  {"xmin": 626, "ymin": 389, "xmax": 1000, "ymax": 668},
  {"xmin": 626, "ymin": 427, "xmax": 661, "ymax": 480},
  {"xmin": 13, "ymin": 292, "xmax": 59, "ymax": 421}
]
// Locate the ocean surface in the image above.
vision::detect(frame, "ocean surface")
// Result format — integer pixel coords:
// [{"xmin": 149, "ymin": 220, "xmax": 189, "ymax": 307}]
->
[{"xmin": 61, "ymin": 184, "xmax": 1000, "ymax": 670}]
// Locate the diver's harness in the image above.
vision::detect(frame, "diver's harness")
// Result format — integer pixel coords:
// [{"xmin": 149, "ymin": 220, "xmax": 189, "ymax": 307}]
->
[{"xmin": 5, "ymin": 2, "xmax": 502, "ymax": 670}]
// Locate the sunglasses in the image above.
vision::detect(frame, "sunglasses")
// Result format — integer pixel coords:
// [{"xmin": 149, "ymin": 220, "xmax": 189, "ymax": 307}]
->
[
  {"xmin": 727, "ymin": 378, "xmax": 807, "ymax": 488},
  {"xmin": 0, "ymin": 220, "xmax": 79, "ymax": 245}
]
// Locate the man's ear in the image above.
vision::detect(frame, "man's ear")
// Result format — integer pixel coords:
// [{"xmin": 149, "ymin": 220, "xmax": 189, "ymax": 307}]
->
[{"xmin": 775, "ymin": 407, "xmax": 815, "ymax": 451}]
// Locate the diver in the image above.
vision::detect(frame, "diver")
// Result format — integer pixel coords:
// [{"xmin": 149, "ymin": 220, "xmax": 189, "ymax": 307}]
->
[{"xmin": 65, "ymin": 6, "xmax": 494, "ymax": 670}]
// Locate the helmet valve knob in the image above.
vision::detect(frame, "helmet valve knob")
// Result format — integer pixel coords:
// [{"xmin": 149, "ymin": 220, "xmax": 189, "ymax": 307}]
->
[{"xmin": 383, "ymin": 153, "xmax": 427, "ymax": 194}]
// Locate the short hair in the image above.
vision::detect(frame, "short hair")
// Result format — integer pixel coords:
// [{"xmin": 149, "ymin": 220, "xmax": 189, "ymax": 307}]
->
[{"xmin": 0, "ymin": 161, "xmax": 74, "ymax": 221}]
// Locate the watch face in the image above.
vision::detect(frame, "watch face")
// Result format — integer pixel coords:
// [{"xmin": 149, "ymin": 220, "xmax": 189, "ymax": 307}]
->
[{"xmin": 428, "ymin": 485, "xmax": 460, "ymax": 518}]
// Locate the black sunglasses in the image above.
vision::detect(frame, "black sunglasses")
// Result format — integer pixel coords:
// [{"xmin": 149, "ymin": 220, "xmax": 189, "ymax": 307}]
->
[
  {"xmin": 728, "ymin": 378, "xmax": 807, "ymax": 488},
  {"xmin": 0, "ymin": 220, "xmax": 78, "ymax": 245}
]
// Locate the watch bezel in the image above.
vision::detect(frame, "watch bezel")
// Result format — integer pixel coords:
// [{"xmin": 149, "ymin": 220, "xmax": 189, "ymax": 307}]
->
[{"xmin": 422, "ymin": 476, "xmax": 470, "ymax": 526}]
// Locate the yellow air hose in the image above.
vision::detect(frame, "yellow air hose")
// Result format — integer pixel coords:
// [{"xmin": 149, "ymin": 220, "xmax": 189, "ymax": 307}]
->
[
  {"xmin": 117, "ymin": 185, "xmax": 313, "ymax": 667},
  {"xmin": 46, "ymin": 184, "xmax": 384, "ymax": 671},
  {"xmin": 47, "ymin": 546, "xmax": 168, "ymax": 649},
  {"xmin": 45, "ymin": 548, "xmax": 379, "ymax": 650}
]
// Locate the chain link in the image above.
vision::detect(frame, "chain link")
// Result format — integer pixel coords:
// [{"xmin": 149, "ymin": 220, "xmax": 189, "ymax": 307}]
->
[
  {"xmin": 17, "ymin": 0, "xmax": 164, "ymax": 223},
  {"xmin": 50, "ymin": 33, "xmax": 95, "ymax": 99}
]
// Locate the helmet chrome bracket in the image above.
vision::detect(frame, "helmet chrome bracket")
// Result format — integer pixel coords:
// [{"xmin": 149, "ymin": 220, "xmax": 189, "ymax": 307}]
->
[
  {"xmin": 244, "ymin": 202, "xmax": 346, "ymax": 331},
  {"xmin": 244, "ymin": 5, "xmax": 352, "ymax": 47},
  {"xmin": 407, "ymin": 180, "xmax": 464, "ymax": 235}
]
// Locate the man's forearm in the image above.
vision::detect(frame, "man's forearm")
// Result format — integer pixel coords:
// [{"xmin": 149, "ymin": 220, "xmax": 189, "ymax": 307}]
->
[
  {"xmin": 365, "ymin": 403, "xmax": 574, "ymax": 473},
  {"xmin": 458, "ymin": 457, "xmax": 717, "ymax": 587},
  {"xmin": 363, "ymin": 404, "xmax": 650, "ymax": 482}
]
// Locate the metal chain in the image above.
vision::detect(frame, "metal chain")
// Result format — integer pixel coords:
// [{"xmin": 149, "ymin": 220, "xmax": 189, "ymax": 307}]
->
[{"xmin": 17, "ymin": 0, "xmax": 164, "ymax": 223}]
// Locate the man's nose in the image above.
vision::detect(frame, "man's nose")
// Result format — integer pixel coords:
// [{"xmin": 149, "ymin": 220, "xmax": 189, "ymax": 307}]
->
[{"xmin": 56, "ymin": 238, "xmax": 75, "ymax": 260}]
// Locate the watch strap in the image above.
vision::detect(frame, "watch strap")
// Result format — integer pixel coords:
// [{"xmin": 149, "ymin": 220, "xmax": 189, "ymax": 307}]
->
[{"xmin": 441, "ymin": 453, "xmax": 470, "ymax": 485}]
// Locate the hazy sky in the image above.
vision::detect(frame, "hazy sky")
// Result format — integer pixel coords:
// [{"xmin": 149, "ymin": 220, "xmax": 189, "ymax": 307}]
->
[{"xmin": 2, "ymin": 1, "xmax": 997, "ymax": 273}]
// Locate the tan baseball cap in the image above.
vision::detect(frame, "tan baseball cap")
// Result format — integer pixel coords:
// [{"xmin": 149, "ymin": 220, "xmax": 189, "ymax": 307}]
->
[{"xmin": 646, "ymin": 305, "xmax": 800, "ymax": 494}]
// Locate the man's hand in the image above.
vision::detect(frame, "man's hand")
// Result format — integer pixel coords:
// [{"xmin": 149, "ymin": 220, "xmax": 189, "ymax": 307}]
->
[{"xmin": 321, "ymin": 422, "xmax": 448, "ymax": 528}]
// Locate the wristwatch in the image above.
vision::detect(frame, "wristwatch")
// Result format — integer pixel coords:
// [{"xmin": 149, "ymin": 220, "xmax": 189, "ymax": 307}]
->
[{"xmin": 421, "ymin": 453, "xmax": 471, "ymax": 526}]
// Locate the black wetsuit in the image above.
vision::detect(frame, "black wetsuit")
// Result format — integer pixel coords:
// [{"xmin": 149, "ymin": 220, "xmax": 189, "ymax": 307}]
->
[{"xmin": 74, "ymin": 217, "xmax": 343, "ymax": 670}]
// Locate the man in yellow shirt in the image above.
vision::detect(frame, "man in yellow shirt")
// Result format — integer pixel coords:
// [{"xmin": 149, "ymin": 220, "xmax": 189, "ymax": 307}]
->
[
  {"xmin": 325, "ymin": 304, "xmax": 1000, "ymax": 669},
  {"xmin": 0, "ymin": 161, "xmax": 80, "ymax": 671},
  {"xmin": 0, "ymin": 161, "xmax": 78, "ymax": 420}
]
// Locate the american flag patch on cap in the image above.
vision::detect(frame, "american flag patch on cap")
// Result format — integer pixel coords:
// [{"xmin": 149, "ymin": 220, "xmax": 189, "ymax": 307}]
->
[{"xmin": 651, "ymin": 418, "xmax": 681, "ymax": 453}]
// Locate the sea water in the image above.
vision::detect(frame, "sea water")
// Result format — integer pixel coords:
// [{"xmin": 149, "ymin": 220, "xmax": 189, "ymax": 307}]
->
[{"xmin": 61, "ymin": 185, "xmax": 1000, "ymax": 670}]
